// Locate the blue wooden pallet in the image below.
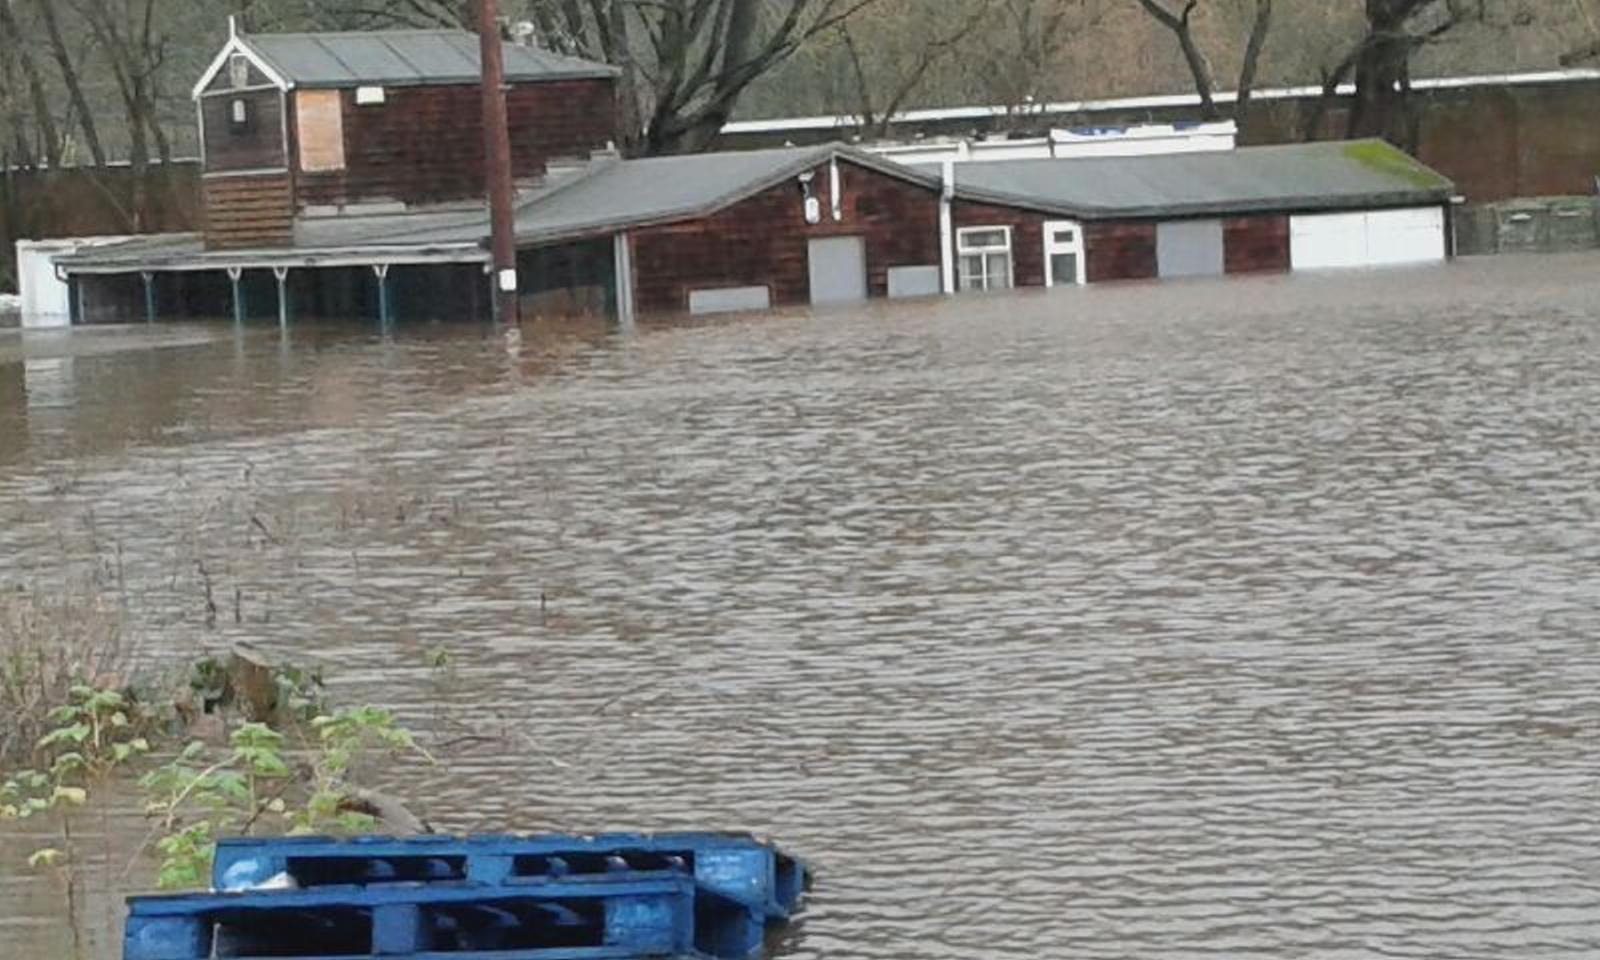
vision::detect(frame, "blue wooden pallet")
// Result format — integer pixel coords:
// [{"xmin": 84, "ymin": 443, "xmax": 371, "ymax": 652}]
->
[
  {"xmin": 124, "ymin": 874, "xmax": 767, "ymax": 960},
  {"xmin": 212, "ymin": 833, "xmax": 808, "ymax": 921}
]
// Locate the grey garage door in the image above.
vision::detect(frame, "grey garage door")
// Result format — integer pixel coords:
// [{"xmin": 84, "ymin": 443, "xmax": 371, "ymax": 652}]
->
[
  {"xmin": 1157, "ymin": 219, "xmax": 1225, "ymax": 278},
  {"xmin": 808, "ymin": 236, "xmax": 868, "ymax": 305}
]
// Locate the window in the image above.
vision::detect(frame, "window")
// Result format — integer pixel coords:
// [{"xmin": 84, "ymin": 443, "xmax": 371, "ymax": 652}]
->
[
  {"xmin": 229, "ymin": 98, "xmax": 251, "ymax": 133},
  {"xmin": 1043, "ymin": 219, "xmax": 1086, "ymax": 287},
  {"xmin": 957, "ymin": 226, "xmax": 1013, "ymax": 292},
  {"xmin": 229, "ymin": 54, "xmax": 251, "ymax": 89}
]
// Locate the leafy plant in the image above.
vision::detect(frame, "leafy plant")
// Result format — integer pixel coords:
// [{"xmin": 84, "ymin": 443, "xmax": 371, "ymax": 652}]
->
[
  {"xmin": 0, "ymin": 684, "xmax": 153, "ymax": 839},
  {"xmin": 0, "ymin": 684, "xmax": 153, "ymax": 960},
  {"xmin": 140, "ymin": 706, "xmax": 428, "ymax": 889}
]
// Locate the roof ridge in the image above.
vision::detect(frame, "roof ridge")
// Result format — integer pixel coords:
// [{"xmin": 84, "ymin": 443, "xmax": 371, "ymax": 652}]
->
[{"xmin": 246, "ymin": 28, "xmax": 475, "ymax": 39}]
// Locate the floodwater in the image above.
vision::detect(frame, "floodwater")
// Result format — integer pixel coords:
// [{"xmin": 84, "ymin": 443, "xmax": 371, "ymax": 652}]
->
[{"xmin": 3, "ymin": 255, "xmax": 1600, "ymax": 958}]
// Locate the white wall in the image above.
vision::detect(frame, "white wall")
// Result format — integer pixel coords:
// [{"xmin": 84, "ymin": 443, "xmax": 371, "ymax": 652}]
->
[
  {"xmin": 870, "ymin": 121, "xmax": 1237, "ymax": 166},
  {"xmin": 16, "ymin": 240, "xmax": 77, "ymax": 328},
  {"xmin": 1291, "ymin": 208, "xmax": 1447, "ymax": 271},
  {"xmin": 16, "ymin": 237, "xmax": 148, "ymax": 328}
]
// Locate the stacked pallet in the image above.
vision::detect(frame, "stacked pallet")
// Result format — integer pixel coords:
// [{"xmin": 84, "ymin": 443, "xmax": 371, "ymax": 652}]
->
[{"xmin": 124, "ymin": 833, "xmax": 810, "ymax": 960}]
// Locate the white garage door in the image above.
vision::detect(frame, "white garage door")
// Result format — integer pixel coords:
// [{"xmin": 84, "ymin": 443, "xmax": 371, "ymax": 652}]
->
[{"xmin": 1290, "ymin": 207, "xmax": 1445, "ymax": 271}]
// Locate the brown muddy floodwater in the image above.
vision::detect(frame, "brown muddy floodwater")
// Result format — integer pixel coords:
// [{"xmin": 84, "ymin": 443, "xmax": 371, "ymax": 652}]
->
[{"xmin": 3, "ymin": 255, "xmax": 1600, "ymax": 959}]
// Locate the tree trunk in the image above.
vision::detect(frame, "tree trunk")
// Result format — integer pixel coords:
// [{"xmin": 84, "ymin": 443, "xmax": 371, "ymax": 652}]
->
[
  {"xmin": 1135, "ymin": 0, "xmax": 1220, "ymax": 121},
  {"xmin": 0, "ymin": 0, "xmax": 61, "ymax": 169},
  {"xmin": 1345, "ymin": 29, "xmax": 1411, "ymax": 144},
  {"xmin": 1233, "ymin": 0, "xmax": 1273, "ymax": 140},
  {"xmin": 604, "ymin": 0, "xmax": 641, "ymax": 149},
  {"xmin": 34, "ymin": 0, "xmax": 106, "ymax": 167}
]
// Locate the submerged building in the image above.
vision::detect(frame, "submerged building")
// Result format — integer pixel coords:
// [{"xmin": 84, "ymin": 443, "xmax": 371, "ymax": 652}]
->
[{"xmin": 51, "ymin": 26, "xmax": 1458, "ymax": 326}]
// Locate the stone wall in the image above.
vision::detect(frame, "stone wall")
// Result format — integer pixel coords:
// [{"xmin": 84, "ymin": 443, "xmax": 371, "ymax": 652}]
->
[{"xmin": 1454, "ymin": 197, "xmax": 1600, "ymax": 256}]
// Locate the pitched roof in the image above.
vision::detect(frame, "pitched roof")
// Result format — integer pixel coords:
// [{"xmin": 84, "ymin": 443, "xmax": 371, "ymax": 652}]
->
[
  {"xmin": 56, "ymin": 141, "xmax": 1457, "ymax": 273},
  {"xmin": 240, "ymin": 29, "xmax": 617, "ymax": 88},
  {"xmin": 516, "ymin": 145, "xmax": 926, "ymax": 242},
  {"xmin": 413, "ymin": 144, "xmax": 942, "ymax": 246},
  {"xmin": 928, "ymin": 140, "xmax": 1455, "ymax": 220}
]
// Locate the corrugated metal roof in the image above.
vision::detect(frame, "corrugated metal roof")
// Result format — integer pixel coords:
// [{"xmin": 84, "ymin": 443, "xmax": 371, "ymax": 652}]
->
[
  {"xmin": 243, "ymin": 30, "xmax": 617, "ymax": 87},
  {"xmin": 411, "ymin": 144, "xmax": 940, "ymax": 245},
  {"xmin": 511, "ymin": 147, "xmax": 838, "ymax": 242},
  {"xmin": 926, "ymin": 140, "xmax": 1454, "ymax": 220},
  {"xmin": 56, "ymin": 141, "xmax": 1455, "ymax": 274}
]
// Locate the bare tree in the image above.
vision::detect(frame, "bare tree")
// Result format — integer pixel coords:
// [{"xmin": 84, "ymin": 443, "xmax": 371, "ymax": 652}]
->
[
  {"xmin": 0, "ymin": 0, "xmax": 63, "ymax": 169},
  {"xmin": 1305, "ymin": 0, "xmax": 1490, "ymax": 147},
  {"xmin": 67, "ymin": 0, "xmax": 175, "ymax": 227},
  {"xmin": 1133, "ymin": 0, "xmax": 1274, "ymax": 135},
  {"xmin": 982, "ymin": 0, "xmax": 1104, "ymax": 114},
  {"xmin": 32, "ymin": 0, "xmax": 109, "ymax": 168},
  {"xmin": 266, "ymin": 0, "xmax": 882, "ymax": 154},
  {"xmin": 832, "ymin": 0, "xmax": 992, "ymax": 138}
]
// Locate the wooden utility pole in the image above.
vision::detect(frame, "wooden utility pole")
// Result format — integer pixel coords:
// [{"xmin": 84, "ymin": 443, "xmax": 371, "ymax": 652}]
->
[{"xmin": 478, "ymin": 0, "xmax": 519, "ymax": 325}]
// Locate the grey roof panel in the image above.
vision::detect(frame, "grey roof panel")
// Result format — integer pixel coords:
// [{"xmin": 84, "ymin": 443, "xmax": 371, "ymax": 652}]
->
[
  {"xmin": 397, "ymin": 145, "xmax": 873, "ymax": 246},
  {"xmin": 56, "ymin": 141, "xmax": 1454, "ymax": 273},
  {"xmin": 244, "ymin": 30, "xmax": 617, "ymax": 87},
  {"xmin": 926, "ymin": 140, "xmax": 1454, "ymax": 219},
  {"xmin": 250, "ymin": 36, "xmax": 354, "ymax": 86},
  {"xmin": 506, "ymin": 144, "xmax": 943, "ymax": 243}
]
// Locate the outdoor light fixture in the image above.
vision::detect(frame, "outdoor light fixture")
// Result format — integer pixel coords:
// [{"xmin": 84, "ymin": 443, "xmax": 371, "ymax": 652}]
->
[{"xmin": 798, "ymin": 171, "xmax": 821, "ymax": 224}]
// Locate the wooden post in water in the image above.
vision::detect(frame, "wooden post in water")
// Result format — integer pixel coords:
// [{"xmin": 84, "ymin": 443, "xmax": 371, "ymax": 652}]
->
[{"xmin": 478, "ymin": 0, "xmax": 519, "ymax": 326}]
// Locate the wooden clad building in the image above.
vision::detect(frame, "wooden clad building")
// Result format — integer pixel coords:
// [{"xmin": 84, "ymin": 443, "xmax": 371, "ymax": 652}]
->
[
  {"xmin": 193, "ymin": 23, "xmax": 618, "ymax": 250},
  {"xmin": 51, "ymin": 24, "xmax": 1456, "ymax": 328}
]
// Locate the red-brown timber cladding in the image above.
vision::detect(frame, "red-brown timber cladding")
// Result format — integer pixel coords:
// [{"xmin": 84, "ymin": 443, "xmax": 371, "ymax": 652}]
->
[
  {"xmin": 1223, "ymin": 215, "xmax": 1290, "ymax": 274},
  {"xmin": 950, "ymin": 201, "xmax": 1046, "ymax": 288},
  {"xmin": 1085, "ymin": 222, "xmax": 1157, "ymax": 282},
  {"xmin": 629, "ymin": 160, "xmax": 942, "ymax": 315},
  {"xmin": 295, "ymin": 80, "xmax": 616, "ymax": 210},
  {"xmin": 201, "ymin": 90, "xmax": 288, "ymax": 172},
  {"xmin": 203, "ymin": 172, "xmax": 293, "ymax": 249}
]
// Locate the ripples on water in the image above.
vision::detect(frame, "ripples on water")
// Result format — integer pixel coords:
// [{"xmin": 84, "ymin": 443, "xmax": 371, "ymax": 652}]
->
[{"xmin": 2, "ymin": 257, "xmax": 1600, "ymax": 958}]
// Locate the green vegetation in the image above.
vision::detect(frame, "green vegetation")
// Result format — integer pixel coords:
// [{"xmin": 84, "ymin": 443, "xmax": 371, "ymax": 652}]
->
[
  {"xmin": 141, "ymin": 707, "xmax": 428, "ymax": 889},
  {"xmin": 1343, "ymin": 140, "xmax": 1450, "ymax": 188},
  {"xmin": 1, "ymin": 601, "xmax": 432, "ymax": 955}
]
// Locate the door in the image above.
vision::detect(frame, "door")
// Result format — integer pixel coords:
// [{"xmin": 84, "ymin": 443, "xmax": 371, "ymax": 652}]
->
[
  {"xmin": 1157, "ymin": 219, "xmax": 1225, "ymax": 278},
  {"xmin": 1362, "ymin": 207, "xmax": 1446, "ymax": 265},
  {"xmin": 1043, "ymin": 220, "xmax": 1086, "ymax": 287},
  {"xmin": 1290, "ymin": 208, "xmax": 1446, "ymax": 270},
  {"xmin": 1290, "ymin": 212, "xmax": 1370, "ymax": 269},
  {"xmin": 808, "ymin": 236, "xmax": 868, "ymax": 305}
]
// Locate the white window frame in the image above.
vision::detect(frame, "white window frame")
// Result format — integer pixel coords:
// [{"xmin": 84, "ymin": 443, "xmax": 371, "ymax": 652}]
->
[
  {"xmin": 1043, "ymin": 219, "xmax": 1087, "ymax": 287},
  {"xmin": 956, "ymin": 225, "xmax": 1014, "ymax": 292}
]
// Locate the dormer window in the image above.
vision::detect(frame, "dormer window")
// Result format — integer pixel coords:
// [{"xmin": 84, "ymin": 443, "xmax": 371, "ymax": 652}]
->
[{"xmin": 228, "ymin": 54, "xmax": 250, "ymax": 89}]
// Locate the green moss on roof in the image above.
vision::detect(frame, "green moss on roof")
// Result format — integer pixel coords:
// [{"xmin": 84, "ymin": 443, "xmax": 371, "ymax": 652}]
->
[{"xmin": 1342, "ymin": 140, "xmax": 1450, "ymax": 189}]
